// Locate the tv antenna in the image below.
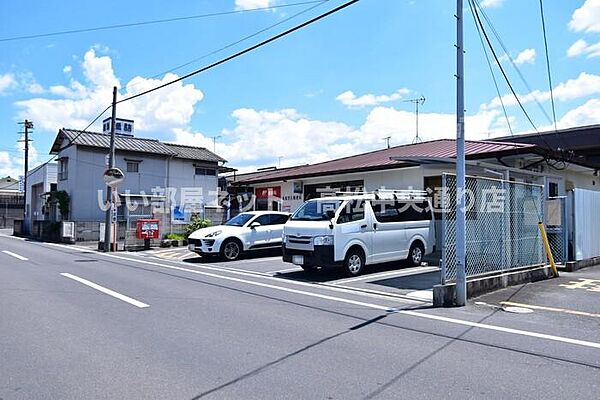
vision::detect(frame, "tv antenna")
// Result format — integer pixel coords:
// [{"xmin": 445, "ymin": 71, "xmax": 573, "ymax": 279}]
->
[
  {"xmin": 382, "ymin": 136, "xmax": 391, "ymax": 149},
  {"xmin": 404, "ymin": 96, "xmax": 426, "ymax": 143}
]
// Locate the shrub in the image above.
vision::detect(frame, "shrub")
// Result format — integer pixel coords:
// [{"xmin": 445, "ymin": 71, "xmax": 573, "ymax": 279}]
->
[
  {"xmin": 184, "ymin": 216, "xmax": 211, "ymax": 238},
  {"xmin": 164, "ymin": 233, "xmax": 185, "ymax": 241}
]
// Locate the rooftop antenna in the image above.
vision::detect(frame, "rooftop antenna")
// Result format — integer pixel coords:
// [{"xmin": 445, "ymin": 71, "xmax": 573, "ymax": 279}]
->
[
  {"xmin": 211, "ymin": 135, "xmax": 221, "ymax": 152},
  {"xmin": 404, "ymin": 96, "xmax": 426, "ymax": 143},
  {"xmin": 382, "ymin": 136, "xmax": 391, "ymax": 149},
  {"xmin": 277, "ymin": 156, "xmax": 284, "ymax": 168}
]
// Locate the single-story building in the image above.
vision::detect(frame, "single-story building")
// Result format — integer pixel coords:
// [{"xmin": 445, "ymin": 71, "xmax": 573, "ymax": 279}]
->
[{"xmin": 227, "ymin": 125, "xmax": 600, "ymax": 268}]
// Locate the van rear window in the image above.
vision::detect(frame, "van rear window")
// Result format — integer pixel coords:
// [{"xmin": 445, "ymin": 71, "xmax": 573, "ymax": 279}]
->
[{"xmin": 370, "ymin": 201, "xmax": 431, "ymax": 223}]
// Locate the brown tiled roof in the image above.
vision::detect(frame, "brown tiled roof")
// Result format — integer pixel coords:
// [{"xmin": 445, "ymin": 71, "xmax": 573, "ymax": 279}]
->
[{"xmin": 234, "ymin": 139, "xmax": 537, "ymax": 185}]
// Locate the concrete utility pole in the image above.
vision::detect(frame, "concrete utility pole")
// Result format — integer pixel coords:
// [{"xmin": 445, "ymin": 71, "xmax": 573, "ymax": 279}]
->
[
  {"xmin": 18, "ymin": 120, "xmax": 33, "ymax": 231},
  {"xmin": 455, "ymin": 0, "xmax": 467, "ymax": 306},
  {"xmin": 103, "ymin": 87, "xmax": 118, "ymax": 252}
]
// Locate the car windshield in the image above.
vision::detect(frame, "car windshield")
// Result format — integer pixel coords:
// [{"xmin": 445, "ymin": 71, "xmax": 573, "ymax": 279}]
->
[
  {"xmin": 291, "ymin": 199, "xmax": 342, "ymax": 221},
  {"xmin": 224, "ymin": 213, "xmax": 255, "ymax": 226}
]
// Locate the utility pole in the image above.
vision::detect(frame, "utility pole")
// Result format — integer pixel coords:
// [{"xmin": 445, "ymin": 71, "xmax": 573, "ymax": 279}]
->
[
  {"xmin": 382, "ymin": 136, "xmax": 391, "ymax": 149},
  {"xmin": 455, "ymin": 0, "xmax": 467, "ymax": 306},
  {"xmin": 18, "ymin": 120, "xmax": 33, "ymax": 232},
  {"xmin": 404, "ymin": 96, "xmax": 426, "ymax": 144},
  {"xmin": 103, "ymin": 87, "xmax": 118, "ymax": 252}
]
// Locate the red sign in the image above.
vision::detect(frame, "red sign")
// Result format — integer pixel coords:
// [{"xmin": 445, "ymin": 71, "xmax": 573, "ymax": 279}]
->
[
  {"xmin": 256, "ymin": 186, "xmax": 281, "ymax": 199},
  {"xmin": 136, "ymin": 219, "xmax": 160, "ymax": 240}
]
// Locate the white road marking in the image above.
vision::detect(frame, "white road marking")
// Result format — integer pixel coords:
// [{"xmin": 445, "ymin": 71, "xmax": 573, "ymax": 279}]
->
[
  {"xmin": 0, "ymin": 234, "xmax": 26, "ymax": 241},
  {"xmin": 268, "ymin": 267, "xmax": 303, "ymax": 275},
  {"xmin": 404, "ymin": 290, "xmax": 434, "ymax": 302},
  {"xmin": 2, "ymin": 250, "xmax": 29, "ymax": 261},
  {"xmin": 332, "ymin": 266, "xmax": 440, "ymax": 285},
  {"xmin": 397, "ymin": 310, "xmax": 600, "ymax": 350},
  {"xmin": 38, "ymin": 242, "xmax": 600, "ymax": 349},
  {"xmin": 60, "ymin": 273, "xmax": 150, "ymax": 309},
  {"xmin": 233, "ymin": 256, "xmax": 283, "ymax": 264}
]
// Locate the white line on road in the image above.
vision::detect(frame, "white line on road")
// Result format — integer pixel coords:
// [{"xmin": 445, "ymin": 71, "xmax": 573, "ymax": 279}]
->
[
  {"xmin": 268, "ymin": 267, "xmax": 303, "ymax": 275},
  {"xmin": 2, "ymin": 250, "xmax": 29, "ymax": 261},
  {"xmin": 39, "ymin": 243, "xmax": 600, "ymax": 349},
  {"xmin": 60, "ymin": 273, "xmax": 150, "ymax": 309},
  {"xmin": 332, "ymin": 266, "xmax": 440, "ymax": 285}
]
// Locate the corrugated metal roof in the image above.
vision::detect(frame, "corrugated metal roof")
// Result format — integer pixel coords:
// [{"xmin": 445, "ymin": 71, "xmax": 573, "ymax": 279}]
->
[
  {"xmin": 51, "ymin": 129, "xmax": 225, "ymax": 162},
  {"xmin": 234, "ymin": 139, "xmax": 537, "ymax": 184}
]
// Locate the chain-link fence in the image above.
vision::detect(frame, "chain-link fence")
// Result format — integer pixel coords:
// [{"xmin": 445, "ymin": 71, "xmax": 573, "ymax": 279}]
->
[{"xmin": 441, "ymin": 173, "xmax": 545, "ymax": 283}]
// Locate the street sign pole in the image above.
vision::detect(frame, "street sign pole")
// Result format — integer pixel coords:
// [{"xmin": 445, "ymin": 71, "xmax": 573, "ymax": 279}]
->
[
  {"xmin": 103, "ymin": 87, "xmax": 118, "ymax": 252},
  {"xmin": 455, "ymin": 0, "xmax": 467, "ymax": 306}
]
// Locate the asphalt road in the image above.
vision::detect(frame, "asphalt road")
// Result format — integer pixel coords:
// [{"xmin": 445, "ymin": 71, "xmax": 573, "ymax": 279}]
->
[{"xmin": 1, "ymin": 234, "xmax": 599, "ymax": 400}]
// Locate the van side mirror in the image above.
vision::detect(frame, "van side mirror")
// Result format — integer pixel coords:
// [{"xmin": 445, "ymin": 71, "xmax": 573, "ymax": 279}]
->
[
  {"xmin": 250, "ymin": 222, "xmax": 261, "ymax": 229},
  {"xmin": 325, "ymin": 210, "xmax": 335, "ymax": 220}
]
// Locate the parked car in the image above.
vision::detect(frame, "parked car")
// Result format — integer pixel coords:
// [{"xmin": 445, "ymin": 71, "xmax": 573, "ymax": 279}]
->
[
  {"xmin": 187, "ymin": 211, "xmax": 290, "ymax": 261},
  {"xmin": 282, "ymin": 190, "xmax": 435, "ymax": 276}
]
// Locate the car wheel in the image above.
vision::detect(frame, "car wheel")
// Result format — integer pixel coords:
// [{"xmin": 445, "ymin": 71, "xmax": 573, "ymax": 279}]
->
[
  {"xmin": 220, "ymin": 239, "xmax": 242, "ymax": 261},
  {"xmin": 407, "ymin": 241, "xmax": 425, "ymax": 267},
  {"xmin": 343, "ymin": 248, "xmax": 365, "ymax": 277}
]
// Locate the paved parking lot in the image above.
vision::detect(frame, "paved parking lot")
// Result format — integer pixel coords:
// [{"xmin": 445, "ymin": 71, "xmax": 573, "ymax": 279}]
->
[{"xmin": 140, "ymin": 246, "xmax": 442, "ymax": 303}]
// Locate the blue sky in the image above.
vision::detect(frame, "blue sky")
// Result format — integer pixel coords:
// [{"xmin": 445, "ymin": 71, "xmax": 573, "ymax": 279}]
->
[{"xmin": 0, "ymin": 0, "xmax": 599, "ymax": 177}]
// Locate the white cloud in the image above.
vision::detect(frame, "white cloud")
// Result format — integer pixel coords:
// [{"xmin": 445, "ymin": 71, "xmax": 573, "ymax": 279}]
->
[
  {"xmin": 555, "ymin": 98, "xmax": 600, "ymax": 127},
  {"xmin": 480, "ymin": 0, "xmax": 504, "ymax": 8},
  {"xmin": 336, "ymin": 88, "xmax": 410, "ymax": 108},
  {"xmin": 0, "ymin": 73, "xmax": 17, "ymax": 94},
  {"xmin": 567, "ymin": 39, "xmax": 600, "ymax": 58},
  {"xmin": 174, "ymin": 105, "xmax": 505, "ymax": 169},
  {"xmin": 63, "ymin": 65, "xmax": 72, "ymax": 74},
  {"xmin": 234, "ymin": 0, "xmax": 275, "ymax": 11},
  {"xmin": 15, "ymin": 47, "xmax": 204, "ymax": 136},
  {"xmin": 569, "ymin": 0, "xmax": 600, "ymax": 33},
  {"xmin": 513, "ymin": 48, "xmax": 536, "ymax": 65},
  {"xmin": 485, "ymin": 72, "xmax": 600, "ymax": 109}
]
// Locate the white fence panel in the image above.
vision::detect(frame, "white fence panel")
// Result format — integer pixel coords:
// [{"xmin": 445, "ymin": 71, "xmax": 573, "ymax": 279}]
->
[{"xmin": 573, "ymin": 188, "xmax": 600, "ymax": 261}]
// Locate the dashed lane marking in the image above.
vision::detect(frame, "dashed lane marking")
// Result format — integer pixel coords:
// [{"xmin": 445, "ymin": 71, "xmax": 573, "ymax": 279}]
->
[
  {"xmin": 2, "ymin": 250, "xmax": 29, "ymax": 261},
  {"xmin": 61, "ymin": 273, "xmax": 150, "ymax": 308}
]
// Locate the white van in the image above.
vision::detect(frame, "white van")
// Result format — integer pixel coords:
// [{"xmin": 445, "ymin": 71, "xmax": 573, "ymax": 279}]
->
[{"xmin": 282, "ymin": 190, "xmax": 435, "ymax": 276}]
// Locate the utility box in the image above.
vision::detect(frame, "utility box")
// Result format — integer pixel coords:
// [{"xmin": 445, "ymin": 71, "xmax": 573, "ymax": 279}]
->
[{"xmin": 136, "ymin": 219, "xmax": 160, "ymax": 240}]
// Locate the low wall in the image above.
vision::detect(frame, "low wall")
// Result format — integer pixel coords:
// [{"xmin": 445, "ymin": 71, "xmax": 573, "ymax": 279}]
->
[{"xmin": 433, "ymin": 264, "xmax": 555, "ymax": 307}]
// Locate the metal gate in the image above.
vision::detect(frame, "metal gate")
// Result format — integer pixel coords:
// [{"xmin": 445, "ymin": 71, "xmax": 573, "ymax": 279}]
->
[{"xmin": 441, "ymin": 173, "xmax": 545, "ymax": 283}]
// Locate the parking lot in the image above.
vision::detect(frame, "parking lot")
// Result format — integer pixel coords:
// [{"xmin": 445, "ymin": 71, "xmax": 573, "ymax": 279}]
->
[{"xmin": 140, "ymin": 247, "xmax": 442, "ymax": 303}]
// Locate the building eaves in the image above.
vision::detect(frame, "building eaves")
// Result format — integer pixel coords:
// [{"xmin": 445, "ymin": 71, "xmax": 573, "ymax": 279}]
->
[{"xmin": 233, "ymin": 139, "xmax": 538, "ymax": 185}]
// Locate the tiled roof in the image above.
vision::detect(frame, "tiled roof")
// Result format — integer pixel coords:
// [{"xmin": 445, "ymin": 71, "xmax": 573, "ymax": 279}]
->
[
  {"xmin": 164, "ymin": 143, "xmax": 225, "ymax": 163},
  {"xmin": 51, "ymin": 129, "xmax": 225, "ymax": 163},
  {"xmin": 233, "ymin": 139, "xmax": 537, "ymax": 185}
]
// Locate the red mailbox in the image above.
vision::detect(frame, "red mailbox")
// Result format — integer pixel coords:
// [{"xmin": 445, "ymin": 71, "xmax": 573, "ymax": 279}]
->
[{"xmin": 136, "ymin": 219, "xmax": 160, "ymax": 240}]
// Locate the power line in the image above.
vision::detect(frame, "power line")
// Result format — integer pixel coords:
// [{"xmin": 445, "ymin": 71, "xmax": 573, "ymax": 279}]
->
[
  {"xmin": 117, "ymin": 0, "xmax": 360, "ymax": 105},
  {"xmin": 126, "ymin": 0, "xmax": 328, "ymax": 89},
  {"xmin": 468, "ymin": 0, "xmax": 512, "ymax": 136},
  {"xmin": 539, "ymin": 0, "xmax": 558, "ymax": 132},
  {"xmin": 0, "ymin": 1, "xmax": 326, "ymax": 43},
  {"xmin": 470, "ymin": 0, "xmax": 539, "ymax": 134},
  {"xmin": 473, "ymin": 0, "xmax": 554, "ymax": 126}
]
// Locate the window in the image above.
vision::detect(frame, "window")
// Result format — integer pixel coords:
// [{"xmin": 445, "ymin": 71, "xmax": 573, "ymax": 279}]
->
[
  {"xmin": 124, "ymin": 123, "xmax": 132, "ymax": 132},
  {"xmin": 127, "ymin": 162, "xmax": 139, "ymax": 173},
  {"xmin": 269, "ymin": 214, "xmax": 290, "ymax": 225},
  {"xmin": 548, "ymin": 182, "xmax": 559, "ymax": 198},
  {"xmin": 195, "ymin": 167, "xmax": 216, "ymax": 176},
  {"xmin": 58, "ymin": 158, "xmax": 68, "ymax": 180},
  {"xmin": 370, "ymin": 201, "xmax": 431, "ymax": 223},
  {"xmin": 115, "ymin": 122, "xmax": 122, "ymax": 130},
  {"xmin": 337, "ymin": 200, "xmax": 365, "ymax": 224},
  {"xmin": 253, "ymin": 214, "xmax": 272, "ymax": 226}
]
